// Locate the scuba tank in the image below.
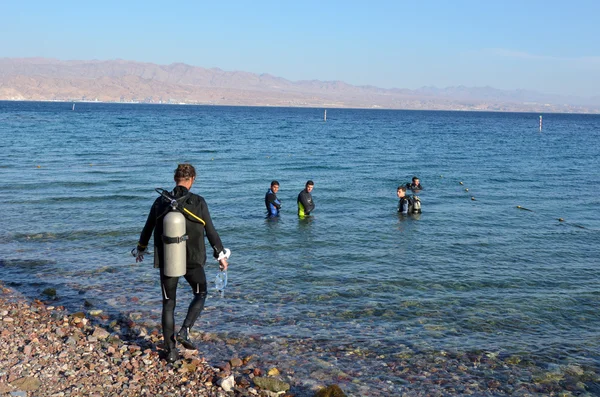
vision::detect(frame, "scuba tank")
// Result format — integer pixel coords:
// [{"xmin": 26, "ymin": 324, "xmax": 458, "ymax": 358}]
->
[
  {"xmin": 163, "ymin": 210, "xmax": 187, "ymax": 277},
  {"xmin": 412, "ymin": 196, "xmax": 422, "ymax": 214},
  {"xmin": 157, "ymin": 188, "xmax": 189, "ymax": 277}
]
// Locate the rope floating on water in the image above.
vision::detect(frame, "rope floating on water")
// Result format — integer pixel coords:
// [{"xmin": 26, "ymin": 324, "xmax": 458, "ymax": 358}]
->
[
  {"xmin": 516, "ymin": 205, "xmax": 533, "ymax": 212},
  {"xmin": 516, "ymin": 206, "xmax": 586, "ymax": 229}
]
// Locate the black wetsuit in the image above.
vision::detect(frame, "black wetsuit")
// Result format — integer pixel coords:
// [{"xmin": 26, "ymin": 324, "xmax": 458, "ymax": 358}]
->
[
  {"xmin": 265, "ymin": 189, "xmax": 281, "ymax": 217},
  {"xmin": 297, "ymin": 189, "xmax": 315, "ymax": 216},
  {"xmin": 137, "ymin": 185, "xmax": 224, "ymax": 350},
  {"xmin": 398, "ymin": 197, "xmax": 412, "ymax": 214},
  {"xmin": 406, "ymin": 183, "xmax": 423, "ymax": 192}
]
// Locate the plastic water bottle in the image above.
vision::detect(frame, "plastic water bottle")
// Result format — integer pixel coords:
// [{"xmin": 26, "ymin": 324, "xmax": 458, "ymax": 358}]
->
[{"xmin": 214, "ymin": 270, "xmax": 228, "ymax": 297}]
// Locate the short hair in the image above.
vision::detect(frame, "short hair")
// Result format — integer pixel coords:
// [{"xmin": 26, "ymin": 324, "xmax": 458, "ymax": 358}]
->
[
  {"xmin": 174, "ymin": 164, "xmax": 196, "ymax": 181},
  {"xmin": 306, "ymin": 180, "xmax": 314, "ymax": 187},
  {"xmin": 271, "ymin": 180, "xmax": 280, "ymax": 187},
  {"xmin": 397, "ymin": 185, "xmax": 407, "ymax": 192},
  {"xmin": 412, "ymin": 176, "xmax": 419, "ymax": 182}
]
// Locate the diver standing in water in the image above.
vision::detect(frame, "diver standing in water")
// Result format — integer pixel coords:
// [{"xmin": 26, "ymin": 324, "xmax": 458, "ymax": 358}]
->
[
  {"xmin": 406, "ymin": 176, "xmax": 423, "ymax": 214},
  {"xmin": 406, "ymin": 176, "xmax": 423, "ymax": 192},
  {"xmin": 397, "ymin": 185, "xmax": 412, "ymax": 214},
  {"xmin": 265, "ymin": 180, "xmax": 282, "ymax": 217},
  {"xmin": 133, "ymin": 164, "xmax": 229, "ymax": 363},
  {"xmin": 399, "ymin": 176, "xmax": 423, "ymax": 214},
  {"xmin": 297, "ymin": 180, "xmax": 315, "ymax": 217}
]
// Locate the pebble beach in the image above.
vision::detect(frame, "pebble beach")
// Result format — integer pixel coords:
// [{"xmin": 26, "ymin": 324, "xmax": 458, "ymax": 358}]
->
[
  {"xmin": 0, "ymin": 282, "xmax": 314, "ymax": 397},
  {"xmin": 2, "ymin": 281, "xmax": 600, "ymax": 397}
]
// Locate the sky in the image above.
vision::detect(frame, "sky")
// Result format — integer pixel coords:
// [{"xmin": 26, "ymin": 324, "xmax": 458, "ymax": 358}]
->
[{"xmin": 1, "ymin": 0, "xmax": 599, "ymax": 97}]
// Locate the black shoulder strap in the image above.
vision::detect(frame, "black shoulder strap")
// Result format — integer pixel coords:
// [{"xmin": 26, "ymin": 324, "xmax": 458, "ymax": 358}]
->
[
  {"xmin": 155, "ymin": 188, "xmax": 191, "ymax": 218},
  {"xmin": 174, "ymin": 191, "xmax": 192, "ymax": 206}
]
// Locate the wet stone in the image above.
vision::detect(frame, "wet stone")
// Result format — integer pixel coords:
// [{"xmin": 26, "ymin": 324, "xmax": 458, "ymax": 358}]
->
[
  {"xmin": 129, "ymin": 312, "xmax": 142, "ymax": 320},
  {"xmin": 566, "ymin": 365, "xmax": 584, "ymax": 376},
  {"xmin": 42, "ymin": 288, "xmax": 57, "ymax": 298},
  {"xmin": 218, "ymin": 374, "xmax": 235, "ymax": 392},
  {"xmin": 92, "ymin": 327, "xmax": 110, "ymax": 340},
  {"xmin": 253, "ymin": 377, "xmax": 290, "ymax": 393}
]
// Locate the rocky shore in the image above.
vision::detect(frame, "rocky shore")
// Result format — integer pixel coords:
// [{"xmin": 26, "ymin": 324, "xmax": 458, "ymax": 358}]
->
[
  {"xmin": 3, "ymin": 280, "xmax": 600, "ymax": 396},
  {"xmin": 0, "ymin": 283, "xmax": 345, "ymax": 397}
]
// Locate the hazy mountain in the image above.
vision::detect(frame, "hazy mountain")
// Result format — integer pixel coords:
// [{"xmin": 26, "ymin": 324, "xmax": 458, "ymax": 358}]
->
[{"xmin": 1, "ymin": 58, "xmax": 598, "ymax": 113}]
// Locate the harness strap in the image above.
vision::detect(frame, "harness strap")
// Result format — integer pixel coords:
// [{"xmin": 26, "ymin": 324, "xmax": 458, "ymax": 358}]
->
[
  {"xmin": 155, "ymin": 188, "xmax": 206, "ymax": 225},
  {"xmin": 162, "ymin": 234, "xmax": 189, "ymax": 244}
]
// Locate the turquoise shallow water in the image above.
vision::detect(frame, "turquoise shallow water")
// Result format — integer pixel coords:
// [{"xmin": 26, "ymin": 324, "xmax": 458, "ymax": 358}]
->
[{"xmin": 1, "ymin": 101, "xmax": 600, "ymax": 395}]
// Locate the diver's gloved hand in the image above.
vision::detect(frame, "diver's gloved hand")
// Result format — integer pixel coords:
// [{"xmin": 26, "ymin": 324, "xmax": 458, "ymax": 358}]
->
[
  {"xmin": 217, "ymin": 248, "xmax": 230, "ymax": 271},
  {"xmin": 217, "ymin": 248, "xmax": 231, "ymax": 261},
  {"xmin": 132, "ymin": 245, "xmax": 146, "ymax": 263}
]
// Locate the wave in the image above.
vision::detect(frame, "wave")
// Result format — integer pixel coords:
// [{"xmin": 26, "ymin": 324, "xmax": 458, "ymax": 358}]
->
[
  {"xmin": 11, "ymin": 194, "xmax": 145, "ymax": 204},
  {"xmin": 9, "ymin": 228, "xmax": 139, "ymax": 242},
  {"xmin": 0, "ymin": 258, "xmax": 56, "ymax": 268}
]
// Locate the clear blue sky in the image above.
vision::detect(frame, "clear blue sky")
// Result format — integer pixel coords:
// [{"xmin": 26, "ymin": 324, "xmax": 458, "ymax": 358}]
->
[{"xmin": 2, "ymin": 0, "xmax": 599, "ymax": 97}]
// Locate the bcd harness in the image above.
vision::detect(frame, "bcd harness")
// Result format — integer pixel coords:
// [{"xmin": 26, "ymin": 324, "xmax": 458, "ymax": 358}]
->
[{"xmin": 156, "ymin": 188, "xmax": 206, "ymax": 246}]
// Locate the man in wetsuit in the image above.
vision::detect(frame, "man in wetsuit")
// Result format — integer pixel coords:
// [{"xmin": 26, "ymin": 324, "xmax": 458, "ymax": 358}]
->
[
  {"xmin": 406, "ymin": 176, "xmax": 423, "ymax": 192},
  {"xmin": 133, "ymin": 164, "xmax": 229, "ymax": 363},
  {"xmin": 265, "ymin": 180, "xmax": 282, "ymax": 217},
  {"xmin": 397, "ymin": 185, "xmax": 412, "ymax": 214},
  {"xmin": 297, "ymin": 180, "xmax": 315, "ymax": 217}
]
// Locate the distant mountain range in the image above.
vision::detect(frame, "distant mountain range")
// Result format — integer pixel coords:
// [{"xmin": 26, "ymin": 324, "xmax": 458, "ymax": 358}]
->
[{"xmin": 1, "ymin": 57, "xmax": 598, "ymax": 113}]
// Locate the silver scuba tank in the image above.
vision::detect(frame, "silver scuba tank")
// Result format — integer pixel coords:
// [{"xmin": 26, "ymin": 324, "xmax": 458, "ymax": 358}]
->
[
  {"xmin": 412, "ymin": 196, "xmax": 422, "ymax": 214},
  {"xmin": 163, "ymin": 210, "xmax": 187, "ymax": 277}
]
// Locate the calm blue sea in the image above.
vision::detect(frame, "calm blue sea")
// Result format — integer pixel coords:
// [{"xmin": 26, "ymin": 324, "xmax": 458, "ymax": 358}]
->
[{"xmin": 1, "ymin": 101, "xmax": 600, "ymax": 395}]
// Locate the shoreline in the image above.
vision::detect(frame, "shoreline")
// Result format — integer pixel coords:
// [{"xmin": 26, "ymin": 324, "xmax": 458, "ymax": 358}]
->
[
  {"xmin": 3, "ymin": 281, "xmax": 600, "ymax": 397},
  {"xmin": 0, "ymin": 282, "xmax": 320, "ymax": 397},
  {"xmin": 2, "ymin": 99, "xmax": 600, "ymax": 115}
]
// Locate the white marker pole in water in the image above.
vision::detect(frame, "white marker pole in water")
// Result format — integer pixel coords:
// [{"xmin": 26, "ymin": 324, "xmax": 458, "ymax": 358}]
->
[
  {"xmin": 324, "ymin": 109, "xmax": 327, "ymax": 122},
  {"xmin": 539, "ymin": 115, "xmax": 542, "ymax": 131}
]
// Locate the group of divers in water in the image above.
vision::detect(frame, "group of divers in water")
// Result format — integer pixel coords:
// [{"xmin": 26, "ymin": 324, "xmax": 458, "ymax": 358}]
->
[
  {"xmin": 132, "ymin": 164, "xmax": 423, "ymax": 363},
  {"xmin": 265, "ymin": 176, "xmax": 423, "ymax": 218}
]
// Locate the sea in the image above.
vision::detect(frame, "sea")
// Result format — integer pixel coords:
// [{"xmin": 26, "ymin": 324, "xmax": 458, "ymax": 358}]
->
[{"xmin": 1, "ymin": 101, "xmax": 599, "ymax": 396}]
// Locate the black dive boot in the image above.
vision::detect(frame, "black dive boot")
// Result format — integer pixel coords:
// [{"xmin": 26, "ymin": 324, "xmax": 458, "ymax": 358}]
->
[
  {"xmin": 176, "ymin": 327, "xmax": 197, "ymax": 350},
  {"xmin": 165, "ymin": 347, "xmax": 179, "ymax": 364}
]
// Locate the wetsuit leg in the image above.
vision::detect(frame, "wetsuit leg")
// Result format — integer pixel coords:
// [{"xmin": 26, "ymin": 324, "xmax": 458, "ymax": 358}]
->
[
  {"xmin": 160, "ymin": 269, "xmax": 179, "ymax": 350},
  {"xmin": 181, "ymin": 266, "xmax": 207, "ymax": 329}
]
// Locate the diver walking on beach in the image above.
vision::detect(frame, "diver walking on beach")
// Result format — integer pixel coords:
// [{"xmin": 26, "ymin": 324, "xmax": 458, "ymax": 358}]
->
[
  {"xmin": 297, "ymin": 180, "xmax": 315, "ymax": 217},
  {"xmin": 133, "ymin": 164, "xmax": 229, "ymax": 363}
]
